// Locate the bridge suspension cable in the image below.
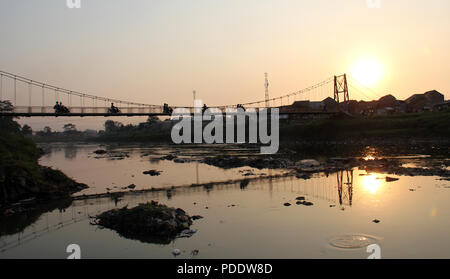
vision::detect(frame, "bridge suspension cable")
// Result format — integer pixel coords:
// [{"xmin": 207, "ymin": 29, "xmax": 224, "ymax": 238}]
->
[
  {"xmin": 0, "ymin": 69, "xmax": 338, "ymax": 116},
  {"xmin": 0, "ymin": 70, "xmax": 161, "ymax": 108},
  {"xmin": 228, "ymin": 76, "xmax": 334, "ymax": 108}
]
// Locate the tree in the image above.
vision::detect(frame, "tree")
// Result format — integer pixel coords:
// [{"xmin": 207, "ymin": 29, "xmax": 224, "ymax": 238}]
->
[
  {"xmin": 63, "ymin": 123, "xmax": 77, "ymax": 133},
  {"xmin": 146, "ymin": 116, "xmax": 160, "ymax": 125},
  {"xmin": 0, "ymin": 100, "xmax": 20, "ymax": 133},
  {"xmin": 0, "ymin": 100, "xmax": 14, "ymax": 112},
  {"xmin": 104, "ymin": 120, "xmax": 123, "ymax": 133},
  {"xmin": 43, "ymin": 126, "xmax": 52, "ymax": 134},
  {"xmin": 21, "ymin": 124, "xmax": 33, "ymax": 136}
]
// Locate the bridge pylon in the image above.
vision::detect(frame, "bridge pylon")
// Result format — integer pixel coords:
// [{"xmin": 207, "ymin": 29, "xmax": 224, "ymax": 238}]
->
[{"xmin": 334, "ymin": 74, "xmax": 350, "ymax": 113}]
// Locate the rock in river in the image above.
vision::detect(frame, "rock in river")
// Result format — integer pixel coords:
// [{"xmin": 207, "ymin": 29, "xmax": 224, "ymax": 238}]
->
[
  {"xmin": 385, "ymin": 176, "xmax": 399, "ymax": 182},
  {"xmin": 91, "ymin": 201, "xmax": 197, "ymax": 244}
]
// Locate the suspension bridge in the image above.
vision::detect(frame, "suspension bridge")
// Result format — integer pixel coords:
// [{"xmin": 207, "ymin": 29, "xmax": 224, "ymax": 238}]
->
[{"xmin": 0, "ymin": 70, "xmax": 380, "ymax": 117}]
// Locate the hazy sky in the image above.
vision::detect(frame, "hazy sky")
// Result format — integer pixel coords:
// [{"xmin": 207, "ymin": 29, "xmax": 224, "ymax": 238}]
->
[{"xmin": 1, "ymin": 0, "xmax": 449, "ymax": 130}]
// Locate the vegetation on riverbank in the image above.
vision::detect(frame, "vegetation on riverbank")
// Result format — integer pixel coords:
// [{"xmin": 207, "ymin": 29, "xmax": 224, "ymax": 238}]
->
[
  {"xmin": 32, "ymin": 110, "xmax": 450, "ymax": 145},
  {"xmin": 0, "ymin": 132, "xmax": 87, "ymax": 206},
  {"xmin": 280, "ymin": 110, "xmax": 450, "ymax": 140},
  {"xmin": 0, "ymin": 101, "xmax": 87, "ymax": 207}
]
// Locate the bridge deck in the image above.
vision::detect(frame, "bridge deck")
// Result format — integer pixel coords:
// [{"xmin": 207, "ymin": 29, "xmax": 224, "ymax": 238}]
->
[
  {"xmin": 0, "ymin": 111, "xmax": 338, "ymax": 117},
  {"xmin": 0, "ymin": 106, "xmax": 339, "ymax": 117}
]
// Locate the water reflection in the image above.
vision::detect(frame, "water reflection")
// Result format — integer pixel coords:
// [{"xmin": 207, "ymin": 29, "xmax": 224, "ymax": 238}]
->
[
  {"xmin": 2, "ymin": 144, "xmax": 449, "ymax": 258},
  {"xmin": 361, "ymin": 174, "xmax": 383, "ymax": 194},
  {"xmin": 337, "ymin": 170, "xmax": 353, "ymax": 207},
  {"xmin": 0, "ymin": 169, "xmax": 360, "ymax": 253},
  {"xmin": 64, "ymin": 145, "xmax": 78, "ymax": 160},
  {"xmin": 0, "ymin": 199, "xmax": 73, "ymax": 252}
]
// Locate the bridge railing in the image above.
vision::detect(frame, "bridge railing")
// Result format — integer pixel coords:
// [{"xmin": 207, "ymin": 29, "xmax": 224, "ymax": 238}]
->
[
  {"xmin": 8, "ymin": 106, "xmax": 165, "ymax": 114},
  {"xmin": 5, "ymin": 106, "xmax": 289, "ymax": 115}
]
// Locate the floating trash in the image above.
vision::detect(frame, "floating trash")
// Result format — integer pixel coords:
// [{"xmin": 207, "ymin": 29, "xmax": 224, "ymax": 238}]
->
[
  {"xmin": 172, "ymin": 249, "xmax": 181, "ymax": 256},
  {"xmin": 329, "ymin": 234, "xmax": 379, "ymax": 249},
  {"xmin": 177, "ymin": 229, "xmax": 197, "ymax": 238},
  {"xmin": 191, "ymin": 249, "xmax": 199, "ymax": 256}
]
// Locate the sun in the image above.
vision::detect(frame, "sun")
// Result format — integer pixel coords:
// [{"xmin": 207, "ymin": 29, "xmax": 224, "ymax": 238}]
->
[{"xmin": 350, "ymin": 58, "xmax": 383, "ymax": 87}]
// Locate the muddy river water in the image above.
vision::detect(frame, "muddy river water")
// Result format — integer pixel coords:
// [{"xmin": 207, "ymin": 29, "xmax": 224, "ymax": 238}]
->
[{"xmin": 1, "ymin": 143, "xmax": 449, "ymax": 258}]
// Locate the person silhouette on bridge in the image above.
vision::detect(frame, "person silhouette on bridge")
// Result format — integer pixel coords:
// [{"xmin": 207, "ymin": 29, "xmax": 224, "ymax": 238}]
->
[
  {"xmin": 110, "ymin": 103, "xmax": 119, "ymax": 114},
  {"xmin": 54, "ymin": 101, "xmax": 69, "ymax": 114}
]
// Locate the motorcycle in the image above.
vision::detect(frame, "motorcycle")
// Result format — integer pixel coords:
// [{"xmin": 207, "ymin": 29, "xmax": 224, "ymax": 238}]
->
[{"xmin": 108, "ymin": 107, "xmax": 120, "ymax": 114}]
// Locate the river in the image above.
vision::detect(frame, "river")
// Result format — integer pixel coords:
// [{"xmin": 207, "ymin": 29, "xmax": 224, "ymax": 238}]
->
[{"xmin": 0, "ymin": 143, "xmax": 449, "ymax": 258}]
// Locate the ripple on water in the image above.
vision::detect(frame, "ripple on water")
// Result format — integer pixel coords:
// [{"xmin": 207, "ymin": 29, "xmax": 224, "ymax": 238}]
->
[{"xmin": 329, "ymin": 234, "xmax": 380, "ymax": 249}]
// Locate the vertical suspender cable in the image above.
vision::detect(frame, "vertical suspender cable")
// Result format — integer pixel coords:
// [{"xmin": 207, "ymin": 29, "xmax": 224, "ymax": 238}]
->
[
  {"xmin": 14, "ymin": 76, "xmax": 17, "ymax": 105},
  {"xmin": 28, "ymin": 82, "xmax": 32, "ymax": 108},
  {"xmin": 42, "ymin": 85, "xmax": 45, "ymax": 112},
  {"xmin": 0, "ymin": 73, "xmax": 3, "ymax": 101},
  {"xmin": 28, "ymin": 81, "xmax": 32, "ymax": 113}
]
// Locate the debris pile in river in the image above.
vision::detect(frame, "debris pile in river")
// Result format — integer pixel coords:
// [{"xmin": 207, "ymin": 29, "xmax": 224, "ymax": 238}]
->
[
  {"xmin": 143, "ymin": 170, "xmax": 162, "ymax": 176},
  {"xmin": 92, "ymin": 149, "xmax": 130, "ymax": 160},
  {"xmin": 91, "ymin": 201, "xmax": 195, "ymax": 244},
  {"xmin": 93, "ymin": 149, "xmax": 107, "ymax": 155},
  {"xmin": 201, "ymin": 156, "xmax": 292, "ymax": 169},
  {"xmin": 202, "ymin": 154, "xmax": 450, "ymax": 179}
]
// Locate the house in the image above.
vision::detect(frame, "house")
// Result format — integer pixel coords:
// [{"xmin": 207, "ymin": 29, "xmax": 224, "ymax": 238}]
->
[
  {"xmin": 279, "ymin": 97, "xmax": 338, "ymax": 114},
  {"xmin": 375, "ymin": 94, "xmax": 406, "ymax": 114},
  {"xmin": 424, "ymin": 90, "xmax": 445, "ymax": 104},
  {"xmin": 321, "ymin": 97, "xmax": 338, "ymax": 112},
  {"xmin": 433, "ymin": 100, "xmax": 450, "ymax": 111},
  {"xmin": 405, "ymin": 90, "xmax": 444, "ymax": 112},
  {"xmin": 377, "ymin": 94, "xmax": 398, "ymax": 108}
]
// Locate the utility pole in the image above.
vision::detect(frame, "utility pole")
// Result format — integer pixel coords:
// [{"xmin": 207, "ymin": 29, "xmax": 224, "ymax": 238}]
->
[
  {"xmin": 193, "ymin": 90, "xmax": 196, "ymax": 102},
  {"xmin": 264, "ymin": 73, "xmax": 269, "ymax": 107}
]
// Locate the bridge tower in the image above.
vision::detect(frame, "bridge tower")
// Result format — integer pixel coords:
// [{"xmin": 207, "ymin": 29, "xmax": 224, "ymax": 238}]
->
[
  {"xmin": 264, "ymin": 72, "xmax": 270, "ymax": 107},
  {"xmin": 334, "ymin": 74, "xmax": 350, "ymax": 112}
]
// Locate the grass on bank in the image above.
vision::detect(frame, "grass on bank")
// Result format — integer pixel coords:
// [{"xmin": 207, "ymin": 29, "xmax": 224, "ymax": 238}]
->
[{"xmin": 280, "ymin": 110, "xmax": 450, "ymax": 140}]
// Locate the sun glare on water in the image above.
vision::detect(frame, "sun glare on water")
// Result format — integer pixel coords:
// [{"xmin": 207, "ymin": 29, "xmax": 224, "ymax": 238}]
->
[
  {"xmin": 350, "ymin": 58, "xmax": 383, "ymax": 87},
  {"xmin": 362, "ymin": 174, "xmax": 383, "ymax": 194}
]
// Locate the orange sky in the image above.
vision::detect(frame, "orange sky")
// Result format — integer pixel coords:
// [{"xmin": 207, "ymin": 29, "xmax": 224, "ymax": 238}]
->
[{"xmin": 1, "ymin": 0, "xmax": 449, "ymax": 130}]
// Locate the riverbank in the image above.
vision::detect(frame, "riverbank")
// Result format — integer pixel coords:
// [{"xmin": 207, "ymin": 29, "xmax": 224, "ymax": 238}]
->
[
  {"xmin": 0, "ymin": 132, "xmax": 87, "ymax": 212},
  {"xmin": 31, "ymin": 111, "xmax": 450, "ymax": 151},
  {"xmin": 280, "ymin": 110, "xmax": 450, "ymax": 141}
]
